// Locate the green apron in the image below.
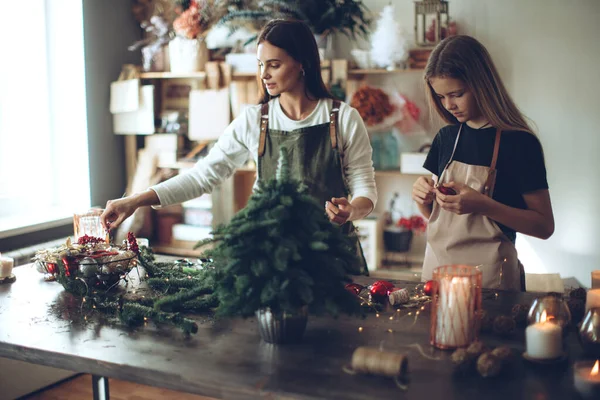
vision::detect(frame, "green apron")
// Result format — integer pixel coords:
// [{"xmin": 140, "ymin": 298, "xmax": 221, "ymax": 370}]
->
[{"xmin": 257, "ymin": 99, "xmax": 369, "ymax": 276}]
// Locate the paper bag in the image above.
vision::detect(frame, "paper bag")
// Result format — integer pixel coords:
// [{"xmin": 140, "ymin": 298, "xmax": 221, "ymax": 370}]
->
[
  {"xmin": 188, "ymin": 88, "xmax": 230, "ymax": 141},
  {"xmin": 110, "ymin": 79, "xmax": 140, "ymax": 113},
  {"xmin": 113, "ymin": 85, "xmax": 155, "ymax": 135}
]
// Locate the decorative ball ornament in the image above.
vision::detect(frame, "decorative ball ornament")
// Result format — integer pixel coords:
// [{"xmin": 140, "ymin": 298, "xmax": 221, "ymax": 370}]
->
[
  {"xmin": 492, "ymin": 315, "xmax": 516, "ymax": 336},
  {"xmin": 369, "ymin": 280, "xmax": 394, "ymax": 303},
  {"xmin": 79, "ymin": 258, "xmax": 99, "ymax": 278},
  {"xmin": 345, "ymin": 283, "xmax": 364, "ymax": 296},
  {"xmin": 423, "ymin": 280, "xmax": 435, "ymax": 296}
]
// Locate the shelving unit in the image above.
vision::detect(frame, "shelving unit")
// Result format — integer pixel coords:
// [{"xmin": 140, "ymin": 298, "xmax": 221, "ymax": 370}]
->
[{"xmin": 125, "ymin": 60, "xmax": 425, "ymax": 256}]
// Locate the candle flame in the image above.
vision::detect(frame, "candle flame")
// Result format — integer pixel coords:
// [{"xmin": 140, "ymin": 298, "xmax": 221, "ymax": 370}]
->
[
  {"xmin": 540, "ymin": 310, "xmax": 547, "ymax": 323},
  {"xmin": 592, "ymin": 360, "xmax": 599, "ymax": 376}
]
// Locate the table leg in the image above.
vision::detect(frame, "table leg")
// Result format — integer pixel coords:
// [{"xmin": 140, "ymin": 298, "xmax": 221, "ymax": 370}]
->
[{"xmin": 92, "ymin": 375, "xmax": 110, "ymax": 400}]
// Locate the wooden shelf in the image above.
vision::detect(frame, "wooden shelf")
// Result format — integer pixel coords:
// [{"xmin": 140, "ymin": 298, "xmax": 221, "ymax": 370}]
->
[
  {"xmin": 140, "ymin": 71, "xmax": 207, "ymax": 79},
  {"xmin": 141, "ymin": 68, "xmax": 423, "ymax": 80},
  {"xmin": 349, "ymin": 68, "xmax": 423, "ymax": 76}
]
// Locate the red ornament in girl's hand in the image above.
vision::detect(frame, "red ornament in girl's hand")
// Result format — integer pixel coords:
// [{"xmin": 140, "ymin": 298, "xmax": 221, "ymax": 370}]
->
[
  {"xmin": 437, "ymin": 185, "xmax": 457, "ymax": 195},
  {"xmin": 423, "ymin": 280, "xmax": 435, "ymax": 296},
  {"xmin": 345, "ymin": 283, "xmax": 364, "ymax": 295}
]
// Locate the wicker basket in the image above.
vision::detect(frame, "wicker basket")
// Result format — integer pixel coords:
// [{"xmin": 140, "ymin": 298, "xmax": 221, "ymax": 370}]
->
[{"xmin": 383, "ymin": 228, "xmax": 413, "ymax": 253}]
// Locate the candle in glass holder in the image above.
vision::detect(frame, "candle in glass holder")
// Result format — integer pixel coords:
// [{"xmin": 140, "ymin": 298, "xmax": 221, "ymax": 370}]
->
[
  {"xmin": 587, "ymin": 289, "xmax": 600, "ymax": 312},
  {"xmin": 0, "ymin": 253, "xmax": 14, "ymax": 279},
  {"xmin": 592, "ymin": 271, "xmax": 600, "ymax": 289},
  {"xmin": 574, "ymin": 360, "xmax": 600, "ymax": 399},
  {"xmin": 435, "ymin": 276, "xmax": 474, "ymax": 348},
  {"xmin": 73, "ymin": 208, "xmax": 105, "ymax": 241},
  {"xmin": 525, "ymin": 310, "xmax": 562, "ymax": 360}
]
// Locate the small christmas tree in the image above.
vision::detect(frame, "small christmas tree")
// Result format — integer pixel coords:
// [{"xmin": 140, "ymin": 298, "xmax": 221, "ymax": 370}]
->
[
  {"xmin": 198, "ymin": 146, "xmax": 362, "ymax": 318},
  {"xmin": 370, "ymin": 4, "xmax": 408, "ymax": 70}
]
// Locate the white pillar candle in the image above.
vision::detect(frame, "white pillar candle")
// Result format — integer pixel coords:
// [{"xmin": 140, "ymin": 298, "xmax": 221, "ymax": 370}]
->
[
  {"xmin": 574, "ymin": 360, "xmax": 600, "ymax": 399},
  {"xmin": 0, "ymin": 253, "xmax": 14, "ymax": 278},
  {"xmin": 525, "ymin": 311, "xmax": 562, "ymax": 359},
  {"xmin": 587, "ymin": 289, "xmax": 600, "ymax": 311},
  {"xmin": 436, "ymin": 276, "xmax": 474, "ymax": 348}
]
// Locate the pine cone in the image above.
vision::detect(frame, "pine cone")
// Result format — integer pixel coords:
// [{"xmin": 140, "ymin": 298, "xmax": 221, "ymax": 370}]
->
[
  {"xmin": 451, "ymin": 348, "xmax": 476, "ymax": 374},
  {"xmin": 480, "ymin": 310, "xmax": 494, "ymax": 333},
  {"xmin": 476, "ymin": 353, "xmax": 502, "ymax": 378},
  {"xmin": 511, "ymin": 303, "xmax": 530, "ymax": 327},
  {"xmin": 491, "ymin": 346, "xmax": 514, "ymax": 364},
  {"xmin": 466, "ymin": 341, "xmax": 487, "ymax": 358},
  {"xmin": 493, "ymin": 315, "xmax": 516, "ymax": 336}
]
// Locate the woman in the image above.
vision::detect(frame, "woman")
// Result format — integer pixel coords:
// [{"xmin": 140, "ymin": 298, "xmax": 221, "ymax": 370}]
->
[
  {"xmin": 412, "ymin": 35, "xmax": 554, "ymax": 291},
  {"xmin": 102, "ymin": 19, "xmax": 377, "ymax": 274}
]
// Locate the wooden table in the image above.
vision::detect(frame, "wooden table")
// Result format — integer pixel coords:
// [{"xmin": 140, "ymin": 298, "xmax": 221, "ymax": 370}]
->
[{"xmin": 0, "ymin": 265, "xmax": 588, "ymax": 400}]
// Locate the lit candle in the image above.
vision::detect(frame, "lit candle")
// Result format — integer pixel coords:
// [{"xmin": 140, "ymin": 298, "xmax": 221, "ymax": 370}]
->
[
  {"xmin": 587, "ymin": 289, "xmax": 600, "ymax": 312},
  {"xmin": 525, "ymin": 311, "xmax": 562, "ymax": 359},
  {"xmin": 574, "ymin": 360, "xmax": 600, "ymax": 399},
  {"xmin": 0, "ymin": 253, "xmax": 14, "ymax": 279},
  {"xmin": 436, "ymin": 276, "xmax": 474, "ymax": 348}
]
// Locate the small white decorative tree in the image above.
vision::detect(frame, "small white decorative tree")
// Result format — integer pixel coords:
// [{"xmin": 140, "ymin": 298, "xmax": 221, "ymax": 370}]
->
[{"xmin": 370, "ymin": 5, "xmax": 408, "ymax": 70}]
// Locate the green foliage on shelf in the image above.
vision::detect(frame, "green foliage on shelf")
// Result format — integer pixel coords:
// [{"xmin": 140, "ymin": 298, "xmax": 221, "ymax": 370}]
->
[{"xmin": 218, "ymin": 0, "xmax": 371, "ymax": 39}]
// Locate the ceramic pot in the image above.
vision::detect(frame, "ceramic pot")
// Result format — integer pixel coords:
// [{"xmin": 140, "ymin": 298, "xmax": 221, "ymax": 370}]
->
[{"xmin": 255, "ymin": 307, "xmax": 308, "ymax": 344}]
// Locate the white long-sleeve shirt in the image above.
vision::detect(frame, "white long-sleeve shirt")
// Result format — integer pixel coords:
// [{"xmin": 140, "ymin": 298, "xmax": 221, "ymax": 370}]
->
[{"xmin": 150, "ymin": 97, "xmax": 377, "ymax": 208}]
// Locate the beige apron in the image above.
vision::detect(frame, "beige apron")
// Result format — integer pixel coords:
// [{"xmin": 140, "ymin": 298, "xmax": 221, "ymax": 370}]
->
[{"xmin": 421, "ymin": 125, "xmax": 523, "ymax": 291}]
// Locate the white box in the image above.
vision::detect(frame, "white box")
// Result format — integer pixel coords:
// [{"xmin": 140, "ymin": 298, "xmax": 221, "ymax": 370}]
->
[
  {"xmin": 354, "ymin": 214, "xmax": 385, "ymax": 271},
  {"xmin": 400, "ymin": 153, "xmax": 428, "ymax": 175},
  {"xmin": 225, "ymin": 53, "xmax": 259, "ymax": 74},
  {"xmin": 172, "ymin": 223, "xmax": 212, "ymax": 242}
]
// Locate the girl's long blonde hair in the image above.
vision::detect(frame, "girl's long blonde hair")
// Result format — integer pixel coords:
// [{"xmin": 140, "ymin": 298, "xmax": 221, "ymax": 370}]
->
[{"xmin": 425, "ymin": 35, "xmax": 534, "ymax": 134}]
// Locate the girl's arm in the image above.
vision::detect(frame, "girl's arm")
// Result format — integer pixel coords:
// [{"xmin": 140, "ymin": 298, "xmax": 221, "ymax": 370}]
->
[{"xmin": 436, "ymin": 184, "xmax": 555, "ymax": 239}]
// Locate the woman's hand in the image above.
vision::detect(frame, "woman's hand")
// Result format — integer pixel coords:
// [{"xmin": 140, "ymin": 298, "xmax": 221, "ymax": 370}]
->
[
  {"xmin": 325, "ymin": 197, "xmax": 353, "ymax": 225},
  {"xmin": 412, "ymin": 176, "xmax": 435, "ymax": 205},
  {"xmin": 434, "ymin": 182, "xmax": 489, "ymax": 215},
  {"xmin": 100, "ymin": 196, "xmax": 139, "ymax": 231}
]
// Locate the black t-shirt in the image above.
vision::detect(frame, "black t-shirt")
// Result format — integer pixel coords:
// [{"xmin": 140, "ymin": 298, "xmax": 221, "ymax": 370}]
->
[{"xmin": 423, "ymin": 124, "xmax": 549, "ymax": 242}]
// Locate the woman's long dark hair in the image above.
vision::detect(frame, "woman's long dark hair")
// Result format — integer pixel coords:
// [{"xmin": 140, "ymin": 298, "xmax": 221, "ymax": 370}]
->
[{"xmin": 257, "ymin": 19, "xmax": 332, "ymax": 104}]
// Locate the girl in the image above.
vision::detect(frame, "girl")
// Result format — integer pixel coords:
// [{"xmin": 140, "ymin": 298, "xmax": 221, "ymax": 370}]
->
[
  {"xmin": 101, "ymin": 19, "xmax": 377, "ymax": 274},
  {"xmin": 412, "ymin": 35, "xmax": 554, "ymax": 291}
]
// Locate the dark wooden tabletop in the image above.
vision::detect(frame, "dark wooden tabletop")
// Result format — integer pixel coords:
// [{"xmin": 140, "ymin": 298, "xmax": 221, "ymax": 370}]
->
[{"xmin": 0, "ymin": 265, "xmax": 588, "ymax": 400}]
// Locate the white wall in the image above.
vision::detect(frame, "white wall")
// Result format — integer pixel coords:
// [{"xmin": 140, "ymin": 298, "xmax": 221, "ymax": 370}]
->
[{"xmin": 339, "ymin": 0, "xmax": 600, "ymax": 286}]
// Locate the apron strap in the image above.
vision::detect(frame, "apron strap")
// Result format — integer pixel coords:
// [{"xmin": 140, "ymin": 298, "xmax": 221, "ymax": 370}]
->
[
  {"xmin": 258, "ymin": 102, "xmax": 269, "ymax": 157},
  {"xmin": 437, "ymin": 123, "xmax": 463, "ymax": 185},
  {"xmin": 330, "ymin": 99, "xmax": 341, "ymax": 154},
  {"xmin": 482, "ymin": 128, "xmax": 502, "ymax": 196}
]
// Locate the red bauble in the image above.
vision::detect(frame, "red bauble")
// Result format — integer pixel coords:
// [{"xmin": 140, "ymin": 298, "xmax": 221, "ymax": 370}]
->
[
  {"xmin": 423, "ymin": 280, "xmax": 435, "ymax": 296},
  {"xmin": 345, "ymin": 283, "xmax": 364, "ymax": 295},
  {"xmin": 437, "ymin": 185, "xmax": 457, "ymax": 195},
  {"xmin": 369, "ymin": 280, "xmax": 395, "ymax": 302},
  {"xmin": 45, "ymin": 262, "xmax": 58, "ymax": 274}
]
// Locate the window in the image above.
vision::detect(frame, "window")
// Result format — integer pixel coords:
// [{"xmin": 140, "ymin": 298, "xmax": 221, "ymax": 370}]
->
[{"xmin": 0, "ymin": 0, "xmax": 90, "ymax": 238}]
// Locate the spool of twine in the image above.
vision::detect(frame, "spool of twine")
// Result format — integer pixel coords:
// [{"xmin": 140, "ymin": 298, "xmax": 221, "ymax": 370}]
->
[
  {"xmin": 389, "ymin": 288, "xmax": 410, "ymax": 305},
  {"xmin": 345, "ymin": 347, "xmax": 409, "ymax": 390}
]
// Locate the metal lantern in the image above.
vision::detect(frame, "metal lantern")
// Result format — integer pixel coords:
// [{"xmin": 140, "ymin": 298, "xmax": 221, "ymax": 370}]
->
[{"xmin": 414, "ymin": 0, "xmax": 450, "ymax": 47}]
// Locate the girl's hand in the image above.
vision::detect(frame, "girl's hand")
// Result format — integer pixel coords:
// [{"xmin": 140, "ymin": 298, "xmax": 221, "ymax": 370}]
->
[
  {"xmin": 434, "ymin": 182, "xmax": 489, "ymax": 215},
  {"xmin": 325, "ymin": 197, "xmax": 353, "ymax": 225},
  {"xmin": 412, "ymin": 176, "xmax": 435, "ymax": 205}
]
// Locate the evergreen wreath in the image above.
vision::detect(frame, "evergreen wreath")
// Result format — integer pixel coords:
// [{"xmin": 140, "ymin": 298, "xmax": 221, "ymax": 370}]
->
[{"xmin": 196, "ymin": 146, "xmax": 363, "ymax": 318}]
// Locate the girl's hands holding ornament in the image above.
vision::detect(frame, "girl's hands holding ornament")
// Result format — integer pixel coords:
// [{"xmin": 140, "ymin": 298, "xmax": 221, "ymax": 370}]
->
[
  {"xmin": 412, "ymin": 176, "xmax": 435, "ymax": 205},
  {"xmin": 434, "ymin": 182, "xmax": 490, "ymax": 215}
]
